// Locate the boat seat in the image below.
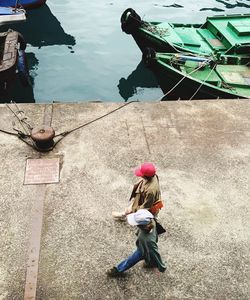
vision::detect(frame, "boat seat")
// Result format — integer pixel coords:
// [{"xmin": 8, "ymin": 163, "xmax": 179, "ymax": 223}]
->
[
  {"xmin": 216, "ymin": 65, "xmax": 250, "ymax": 86},
  {"xmin": 181, "ymin": 61, "xmax": 222, "ymax": 86},
  {"xmin": 206, "ymin": 17, "xmax": 250, "ymax": 50},
  {"xmin": 227, "ymin": 20, "xmax": 250, "ymax": 37},
  {"xmin": 197, "ymin": 28, "xmax": 227, "ymax": 50},
  {"xmin": 174, "ymin": 27, "xmax": 201, "ymax": 47}
]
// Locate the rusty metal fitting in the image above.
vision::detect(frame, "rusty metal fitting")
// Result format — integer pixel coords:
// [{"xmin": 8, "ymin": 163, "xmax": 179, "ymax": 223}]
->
[{"xmin": 31, "ymin": 125, "xmax": 55, "ymax": 151}]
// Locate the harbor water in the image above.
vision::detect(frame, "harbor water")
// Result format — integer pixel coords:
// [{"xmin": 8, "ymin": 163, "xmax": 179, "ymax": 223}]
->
[{"xmin": 1, "ymin": 0, "xmax": 249, "ymax": 103}]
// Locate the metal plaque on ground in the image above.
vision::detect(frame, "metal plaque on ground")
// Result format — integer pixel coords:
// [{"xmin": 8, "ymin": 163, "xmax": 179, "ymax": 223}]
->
[{"xmin": 24, "ymin": 158, "xmax": 60, "ymax": 185}]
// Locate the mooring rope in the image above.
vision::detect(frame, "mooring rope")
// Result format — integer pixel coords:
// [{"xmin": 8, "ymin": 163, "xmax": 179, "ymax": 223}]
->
[
  {"xmin": 6, "ymin": 102, "xmax": 32, "ymax": 136},
  {"xmin": 0, "ymin": 100, "xmax": 139, "ymax": 150},
  {"xmin": 0, "ymin": 102, "xmax": 31, "ymax": 138},
  {"xmin": 0, "ymin": 128, "xmax": 19, "ymax": 136},
  {"xmin": 157, "ymin": 61, "xmax": 211, "ymax": 101},
  {"xmin": 53, "ymin": 100, "xmax": 139, "ymax": 147},
  {"xmin": 189, "ymin": 63, "xmax": 217, "ymax": 100}
]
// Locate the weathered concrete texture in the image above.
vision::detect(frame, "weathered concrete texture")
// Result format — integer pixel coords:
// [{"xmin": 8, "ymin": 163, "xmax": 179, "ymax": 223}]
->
[{"xmin": 0, "ymin": 100, "xmax": 249, "ymax": 299}]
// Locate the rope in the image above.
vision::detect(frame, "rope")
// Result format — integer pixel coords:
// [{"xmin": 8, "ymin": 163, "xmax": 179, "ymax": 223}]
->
[
  {"xmin": 0, "ymin": 102, "xmax": 32, "ymax": 138},
  {"xmin": 0, "ymin": 128, "xmax": 34, "ymax": 149},
  {"xmin": 14, "ymin": 0, "xmax": 19, "ymax": 11},
  {"xmin": 0, "ymin": 128, "xmax": 19, "ymax": 136},
  {"xmin": 3, "ymin": 102, "xmax": 35, "ymax": 148},
  {"xmin": 189, "ymin": 63, "xmax": 217, "ymax": 100},
  {"xmin": 158, "ymin": 61, "xmax": 210, "ymax": 101},
  {"xmin": 161, "ymin": 31, "xmax": 216, "ymax": 58},
  {"xmin": 6, "ymin": 103, "xmax": 31, "ymax": 137},
  {"xmin": 1, "ymin": 100, "xmax": 139, "ymax": 151},
  {"xmin": 13, "ymin": 101, "xmax": 33, "ymax": 130},
  {"xmin": 54, "ymin": 101, "xmax": 139, "ymax": 147},
  {"xmin": 18, "ymin": 136, "xmax": 36, "ymax": 149},
  {"xmin": 142, "ymin": 22, "xmax": 184, "ymax": 55}
]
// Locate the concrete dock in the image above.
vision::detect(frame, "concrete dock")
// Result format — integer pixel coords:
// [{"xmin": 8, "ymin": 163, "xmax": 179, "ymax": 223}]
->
[{"xmin": 0, "ymin": 100, "xmax": 249, "ymax": 299}]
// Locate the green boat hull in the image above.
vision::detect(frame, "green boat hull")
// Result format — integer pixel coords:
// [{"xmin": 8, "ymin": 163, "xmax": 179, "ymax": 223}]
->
[
  {"xmin": 121, "ymin": 8, "xmax": 250, "ymax": 56},
  {"xmin": 155, "ymin": 64, "xmax": 249, "ymax": 100},
  {"xmin": 143, "ymin": 51, "xmax": 250, "ymax": 100}
]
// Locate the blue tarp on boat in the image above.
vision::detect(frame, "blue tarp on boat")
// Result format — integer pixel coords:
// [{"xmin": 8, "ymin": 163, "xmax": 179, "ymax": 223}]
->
[
  {"xmin": 0, "ymin": 0, "xmax": 46, "ymax": 9},
  {"xmin": 0, "ymin": 7, "xmax": 23, "ymax": 15}
]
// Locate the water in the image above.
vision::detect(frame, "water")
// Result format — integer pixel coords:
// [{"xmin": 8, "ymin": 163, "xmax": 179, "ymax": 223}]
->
[{"xmin": 1, "ymin": 0, "xmax": 249, "ymax": 103}]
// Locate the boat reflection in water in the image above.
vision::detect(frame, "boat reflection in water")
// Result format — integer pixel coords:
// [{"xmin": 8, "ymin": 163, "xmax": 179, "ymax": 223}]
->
[
  {"xmin": 3, "ymin": 53, "xmax": 38, "ymax": 102},
  {"xmin": 0, "ymin": 4, "xmax": 75, "ymax": 103},
  {"xmin": 118, "ymin": 60, "xmax": 160, "ymax": 102},
  {"xmin": 1, "ymin": 4, "xmax": 76, "ymax": 48},
  {"xmin": 0, "ymin": 29, "xmax": 31, "ymax": 102}
]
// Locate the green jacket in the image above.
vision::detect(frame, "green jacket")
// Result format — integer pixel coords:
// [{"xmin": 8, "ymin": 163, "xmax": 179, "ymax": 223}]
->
[{"xmin": 136, "ymin": 220, "xmax": 166, "ymax": 272}]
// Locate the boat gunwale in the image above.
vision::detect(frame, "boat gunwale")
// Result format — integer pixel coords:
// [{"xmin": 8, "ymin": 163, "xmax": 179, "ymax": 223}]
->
[{"xmin": 137, "ymin": 27, "xmax": 213, "ymax": 56}]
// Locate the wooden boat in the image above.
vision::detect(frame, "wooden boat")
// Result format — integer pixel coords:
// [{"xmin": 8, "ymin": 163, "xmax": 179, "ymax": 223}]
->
[
  {"xmin": 142, "ymin": 48, "xmax": 250, "ymax": 100},
  {"xmin": 0, "ymin": 30, "xmax": 30, "ymax": 94},
  {"xmin": 121, "ymin": 8, "xmax": 250, "ymax": 57},
  {"xmin": 0, "ymin": 7, "xmax": 26, "ymax": 25},
  {"xmin": 0, "ymin": 0, "xmax": 46, "ymax": 10}
]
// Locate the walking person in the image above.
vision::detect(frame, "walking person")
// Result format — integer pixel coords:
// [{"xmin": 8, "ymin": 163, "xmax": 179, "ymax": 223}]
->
[
  {"xmin": 107, "ymin": 209, "xmax": 166, "ymax": 277},
  {"xmin": 112, "ymin": 162, "xmax": 164, "ymax": 220}
]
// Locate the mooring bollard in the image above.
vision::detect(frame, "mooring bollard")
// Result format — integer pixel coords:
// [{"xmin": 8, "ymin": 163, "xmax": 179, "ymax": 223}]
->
[{"xmin": 31, "ymin": 125, "xmax": 55, "ymax": 151}]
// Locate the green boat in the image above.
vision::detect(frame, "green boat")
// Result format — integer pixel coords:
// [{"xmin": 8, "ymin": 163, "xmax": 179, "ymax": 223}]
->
[
  {"xmin": 121, "ymin": 8, "xmax": 250, "ymax": 57},
  {"xmin": 142, "ymin": 48, "xmax": 250, "ymax": 100}
]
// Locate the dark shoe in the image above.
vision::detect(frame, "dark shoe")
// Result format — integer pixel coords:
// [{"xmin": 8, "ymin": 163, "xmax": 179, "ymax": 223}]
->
[{"xmin": 106, "ymin": 267, "xmax": 122, "ymax": 277}]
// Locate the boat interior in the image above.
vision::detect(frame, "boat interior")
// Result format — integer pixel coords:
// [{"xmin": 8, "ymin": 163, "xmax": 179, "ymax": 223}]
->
[
  {"xmin": 0, "ymin": 31, "xmax": 18, "ymax": 71},
  {"xmin": 205, "ymin": 15, "xmax": 250, "ymax": 49},
  {"xmin": 158, "ymin": 53, "xmax": 250, "ymax": 94}
]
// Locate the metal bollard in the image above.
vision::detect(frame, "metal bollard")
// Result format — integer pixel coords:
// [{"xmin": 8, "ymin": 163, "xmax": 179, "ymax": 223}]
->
[{"xmin": 31, "ymin": 125, "xmax": 55, "ymax": 151}]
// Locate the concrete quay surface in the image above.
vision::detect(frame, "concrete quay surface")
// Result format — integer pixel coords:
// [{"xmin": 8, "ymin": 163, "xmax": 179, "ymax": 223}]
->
[{"xmin": 0, "ymin": 100, "xmax": 249, "ymax": 299}]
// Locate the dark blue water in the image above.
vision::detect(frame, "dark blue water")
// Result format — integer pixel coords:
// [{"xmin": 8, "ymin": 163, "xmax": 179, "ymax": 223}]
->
[{"xmin": 1, "ymin": 0, "xmax": 249, "ymax": 103}]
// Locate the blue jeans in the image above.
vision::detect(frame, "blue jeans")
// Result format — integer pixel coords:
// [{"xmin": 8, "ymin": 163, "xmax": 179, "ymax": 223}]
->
[{"xmin": 116, "ymin": 249, "xmax": 143, "ymax": 273}]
